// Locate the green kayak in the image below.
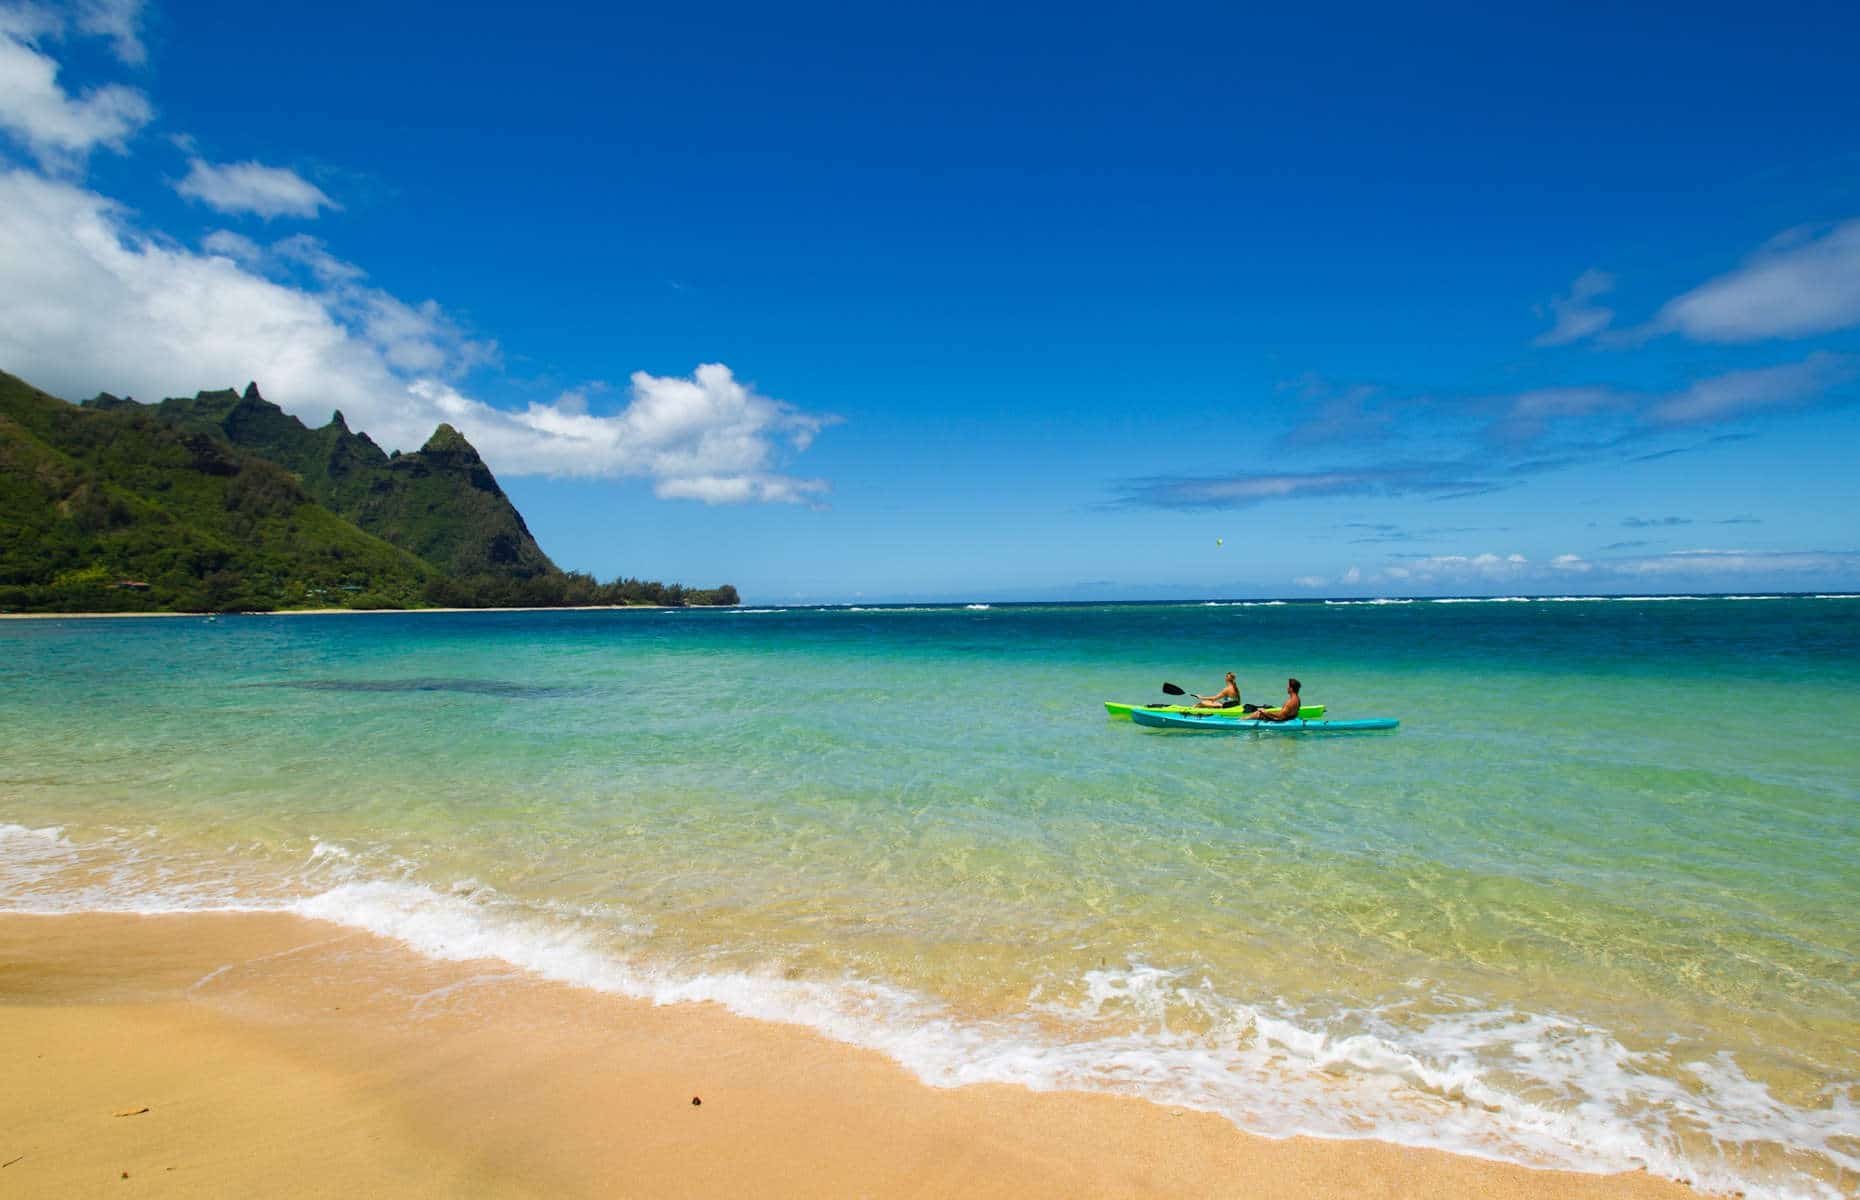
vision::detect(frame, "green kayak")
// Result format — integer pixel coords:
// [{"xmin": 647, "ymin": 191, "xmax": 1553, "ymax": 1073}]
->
[{"xmin": 1105, "ymin": 700, "xmax": 1325, "ymax": 720}]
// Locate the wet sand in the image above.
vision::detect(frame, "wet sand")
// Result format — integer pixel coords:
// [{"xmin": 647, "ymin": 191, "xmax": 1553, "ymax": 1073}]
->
[{"xmin": 0, "ymin": 912, "xmax": 1697, "ymax": 1199}]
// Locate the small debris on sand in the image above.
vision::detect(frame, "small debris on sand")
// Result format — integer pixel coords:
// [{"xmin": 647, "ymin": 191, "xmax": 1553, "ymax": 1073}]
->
[
  {"xmin": 691, "ymin": 1096, "xmax": 702, "ymax": 1106},
  {"xmin": 113, "ymin": 1107, "xmax": 150, "ymax": 1118}
]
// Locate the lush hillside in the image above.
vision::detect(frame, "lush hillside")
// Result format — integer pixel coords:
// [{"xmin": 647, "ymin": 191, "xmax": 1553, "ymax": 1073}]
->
[
  {"xmin": 0, "ymin": 370, "xmax": 739, "ymax": 612},
  {"xmin": 0, "ymin": 372, "xmax": 437, "ymax": 612},
  {"xmin": 151, "ymin": 384, "xmax": 559, "ymax": 582}
]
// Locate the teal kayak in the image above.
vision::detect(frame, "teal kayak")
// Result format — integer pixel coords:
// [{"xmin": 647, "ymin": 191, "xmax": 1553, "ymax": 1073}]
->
[
  {"xmin": 1106, "ymin": 701, "xmax": 1325, "ymax": 720},
  {"xmin": 1129, "ymin": 709, "xmax": 1397, "ymax": 733}
]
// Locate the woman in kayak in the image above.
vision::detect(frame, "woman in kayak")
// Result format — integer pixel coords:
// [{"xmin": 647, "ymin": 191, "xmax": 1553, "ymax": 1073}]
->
[
  {"xmin": 1249, "ymin": 678, "xmax": 1302, "ymax": 721},
  {"xmin": 1195, "ymin": 672, "xmax": 1242, "ymax": 708}
]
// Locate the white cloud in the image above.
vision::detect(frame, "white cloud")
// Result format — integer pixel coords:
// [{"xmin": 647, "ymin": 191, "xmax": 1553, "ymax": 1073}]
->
[
  {"xmin": 1649, "ymin": 352, "xmax": 1854, "ymax": 425},
  {"xmin": 0, "ymin": 5, "xmax": 59, "ymax": 40},
  {"xmin": 656, "ymin": 474, "xmax": 829, "ymax": 504},
  {"xmin": 271, "ymin": 232, "xmax": 365, "ymax": 281},
  {"xmin": 1610, "ymin": 548, "xmax": 1860, "ymax": 578},
  {"xmin": 0, "ymin": 16, "xmax": 151, "ymax": 168},
  {"xmin": 406, "ymin": 367, "xmax": 833, "ymax": 500},
  {"xmin": 1655, "ymin": 220, "xmax": 1860, "ymax": 342},
  {"xmin": 0, "ymin": 168, "xmax": 834, "ymax": 501},
  {"xmin": 1386, "ymin": 552, "xmax": 1532, "ymax": 584},
  {"xmin": 1484, "ymin": 384, "xmax": 1626, "ymax": 443},
  {"xmin": 1353, "ymin": 547, "xmax": 1860, "ymax": 592},
  {"xmin": 199, "ymin": 228, "xmax": 261, "ymax": 263},
  {"xmin": 75, "ymin": 0, "xmax": 146, "ymax": 65},
  {"xmin": 1534, "ymin": 268, "xmax": 1615, "ymax": 347},
  {"xmin": 1292, "ymin": 575, "xmax": 1327, "ymax": 589},
  {"xmin": 175, "ymin": 157, "xmax": 336, "ymax": 219}
]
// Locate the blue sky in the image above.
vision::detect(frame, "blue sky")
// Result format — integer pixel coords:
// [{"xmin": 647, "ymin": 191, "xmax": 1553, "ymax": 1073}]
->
[{"xmin": 3, "ymin": 0, "xmax": 1858, "ymax": 601}]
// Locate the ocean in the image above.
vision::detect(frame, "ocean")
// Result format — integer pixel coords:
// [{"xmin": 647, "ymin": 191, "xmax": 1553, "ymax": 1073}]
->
[{"xmin": 3, "ymin": 596, "xmax": 1857, "ymax": 1198}]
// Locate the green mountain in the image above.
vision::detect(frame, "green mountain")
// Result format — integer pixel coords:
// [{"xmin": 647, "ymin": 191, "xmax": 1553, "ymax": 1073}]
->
[
  {"xmin": 0, "ymin": 370, "xmax": 738, "ymax": 613},
  {"xmin": 0, "ymin": 371, "xmax": 436, "ymax": 612},
  {"xmin": 151, "ymin": 383, "xmax": 558, "ymax": 581}
]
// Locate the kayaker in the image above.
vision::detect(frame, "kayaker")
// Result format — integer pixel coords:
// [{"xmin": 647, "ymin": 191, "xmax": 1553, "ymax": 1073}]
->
[
  {"xmin": 1249, "ymin": 678, "xmax": 1302, "ymax": 722},
  {"xmin": 1195, "ymin": 672, "xmax": 1242, "ymax": 708}
]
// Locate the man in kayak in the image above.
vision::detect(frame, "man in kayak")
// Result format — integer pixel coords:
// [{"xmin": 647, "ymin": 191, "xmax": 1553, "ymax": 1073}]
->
[
  {"xmin": 1194, "ymin": 672, "xmax": 1242, "ymax": 708},
  {"xmin": 1248, "ymin": 678, "xmax": 1302, "ymax": 722}
]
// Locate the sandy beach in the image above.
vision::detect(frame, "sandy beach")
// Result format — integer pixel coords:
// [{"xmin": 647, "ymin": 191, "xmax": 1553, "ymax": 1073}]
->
[{"xmin": 0, "ymin": 913, "xmax": 1695, "ymax": 1199}]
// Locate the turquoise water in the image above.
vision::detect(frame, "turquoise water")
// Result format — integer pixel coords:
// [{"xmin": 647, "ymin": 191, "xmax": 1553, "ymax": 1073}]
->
[{"xmin": 3, "ymin": 597, "xmax": 1858, "ymax": 1197}]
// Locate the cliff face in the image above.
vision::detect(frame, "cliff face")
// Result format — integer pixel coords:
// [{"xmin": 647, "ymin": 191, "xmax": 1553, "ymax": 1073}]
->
[
  {"xmin": 154, "ymin": 385, "xmax": 557, "ymax": 581},
  {"xmin": 0, "ymin": 371, "xmax": 435, "ymax": 612}
]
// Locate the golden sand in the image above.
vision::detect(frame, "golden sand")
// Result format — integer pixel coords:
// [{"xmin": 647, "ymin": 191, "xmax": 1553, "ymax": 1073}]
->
[{"xmin": 0, "ymin": 913, "xmax": 1696, "ymax": 1198}]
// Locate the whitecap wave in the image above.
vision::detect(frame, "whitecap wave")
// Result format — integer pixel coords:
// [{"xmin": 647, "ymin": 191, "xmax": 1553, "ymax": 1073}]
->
[
  {"xmin": 284, "ymin": 882, "xmax": 1859, "ymax": 1198},
  {"xmin": 6, "ymin": 829, "xmax": 1850, "ymax": 1199}
]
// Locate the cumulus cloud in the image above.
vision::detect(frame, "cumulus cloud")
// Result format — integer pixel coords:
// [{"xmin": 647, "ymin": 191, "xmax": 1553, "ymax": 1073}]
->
[
  {"xmin": 405, "ymin": 366, "xmax": 832, "ymax": 500},
  {"xmin": 1388, "ymin": 552, "xmax": 1532, "ymax": 583},
  {"xmin": 1534, "ymin": 268, "xmax": 1615, "ymax": 347},
  {"xmin": 175, "ymin": 157, "xmax": 337, "ymax": 219},
  {"xmin": 0, "ymin": 12, "xmax": 152, "ymax": 168},
  {"xmin": 0, "ymin": 168, "xmax": 834, "ymax": 501},
  {"xmin": 1654, "ymin": 220, "xmax": 1860, "ymax": 342}
]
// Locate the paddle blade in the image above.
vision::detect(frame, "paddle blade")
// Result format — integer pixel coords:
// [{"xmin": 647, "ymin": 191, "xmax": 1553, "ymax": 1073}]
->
[{"xmin": 1161, "ymin": 682, "xmax": 1187, "ymax": 696}]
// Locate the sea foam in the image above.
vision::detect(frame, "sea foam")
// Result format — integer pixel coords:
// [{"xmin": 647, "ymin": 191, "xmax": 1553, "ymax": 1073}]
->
[{"xmin": 4, "ymin": 827, "xmax": 1849, "ymax": 1200}]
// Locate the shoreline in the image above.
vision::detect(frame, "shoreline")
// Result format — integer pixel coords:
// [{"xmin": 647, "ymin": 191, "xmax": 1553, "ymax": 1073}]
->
[
  {"xmin": 0, "ymin": 604, "xmax": 686, "ymax": 620},
  {"xmin": 5, "ymin": 592, "xmax": 1855, "ymax": 621},
  {"xmin": 0, "ymin": 911, "xmax": 1697, "ymax": 1198}
]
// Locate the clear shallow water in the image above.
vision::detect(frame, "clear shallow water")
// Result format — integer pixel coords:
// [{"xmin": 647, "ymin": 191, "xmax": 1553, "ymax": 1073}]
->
[{"xmin": 3, "ymin": 598, "xmax": 1858, "ymax": 1198}]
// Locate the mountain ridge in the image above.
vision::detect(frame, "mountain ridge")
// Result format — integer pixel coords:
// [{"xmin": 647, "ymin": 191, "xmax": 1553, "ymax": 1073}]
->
[{"xmin": 0, "ymin": 369, "xmax": 737, "ymax": 612}]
